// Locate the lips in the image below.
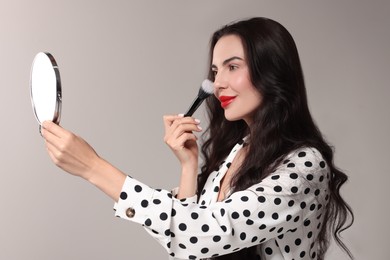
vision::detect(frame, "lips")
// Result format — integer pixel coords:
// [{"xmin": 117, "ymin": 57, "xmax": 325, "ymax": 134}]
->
[{"xmin": 219, "ymin": 96, "xmax": 236, "ymax": 108}]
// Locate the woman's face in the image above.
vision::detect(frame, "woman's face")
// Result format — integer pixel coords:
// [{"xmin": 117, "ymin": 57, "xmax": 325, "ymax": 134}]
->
[{"xmin": 212, "ymin": 34, "xmax": 262, "ymax": 125}]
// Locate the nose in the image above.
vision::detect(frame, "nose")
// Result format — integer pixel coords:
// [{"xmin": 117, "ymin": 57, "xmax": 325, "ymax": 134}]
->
[{"xmin": 213, "ymin": 72, "xmax": 228, "ymax": 93}]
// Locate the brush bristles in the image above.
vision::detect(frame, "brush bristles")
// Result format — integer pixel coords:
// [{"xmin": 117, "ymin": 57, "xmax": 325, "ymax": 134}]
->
[{"xmin": 198, "ymin": 79, "xmax": 214, "ymax": 99}]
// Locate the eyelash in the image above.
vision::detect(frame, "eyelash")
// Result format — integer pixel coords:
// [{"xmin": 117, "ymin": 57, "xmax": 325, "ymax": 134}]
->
[{"xmin": 211, "ymin": 64, "xmax": 238, "ymax": 76}]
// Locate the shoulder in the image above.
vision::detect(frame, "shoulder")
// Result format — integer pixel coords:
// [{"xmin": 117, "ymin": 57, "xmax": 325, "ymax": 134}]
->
[
  {"xmin": 281, "ymin": 147, "xmax": 328, "ymax": 170},
  {"xmin": 251, "ymin": 147, "xmax": 330, "ymax": 192}
]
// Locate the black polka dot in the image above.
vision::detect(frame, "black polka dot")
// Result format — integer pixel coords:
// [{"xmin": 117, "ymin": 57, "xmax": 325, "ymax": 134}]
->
[
  {"xmin": 310, "ymin": 203, "xmax": 316, "ymax": 211},
  {"xmin": 241, "ymin": 196, "xmax": 249, "ymax": 202},
  {"xmin": 251, "ymin": 236, "xmax": 258, "ymax": 243},
  {"xmin": 220, "ymin": 208, "xmax": 226, "ymax": 216},
  {"xmin": 190, "ymin": 236, "xmax": 198, "ymax": 244},
  {"xmin": 246, "ymin": 219, "xmax": 254, "ymax": 225},
  {"xmin": 201, "ymin": 189, "xmax": 206, "ymax": 195},
  {"xmin": 164, "ymin": 229, "xmax": 170, "ymax": 236},
  {"xmin": 307, "ymin": 231, "xmax": 313, "ymax": 238},
  {"xmin": 223, "ymin": 244, "xmax": 231, "ymax": 250},
  {"xmin": 304, "ymin": 219, "xmax": 311, "ymax": 226},
  {"xmin": 272, "ymin": 213, "xmax": 279, "ymax": 220},
  {"xmin": 144, "ymin": 218, "xmax": 152, "ymax": 226},
  {"xmin": 295, "ymin": 238, "xmax": 302, "ymax": 246},
  {"xmin": 258, "ymin": 196, "xmax": 266, "ymax": 203},
  {"xmin": 269, "ymin": 227, "xmax": 276, "ymax": 232},
  {"xmin": 259, "ymin": 224, "xmax": 267, "ymax": 230},
  {"xmin": 265, "ymin": 247, "xmax": 273, "ymax": 255},
  {"xmin": 294, "ymin": 216, "xmax": 300, "ymax": 222},
  {"xmin": 271, "ymin": 175, "xmax": 280, "ymax": 180},
  {"xmin": 258, "ymin": 211, "xmax": 265, "ymax": 218},
  {"xmin": 285, "ymin": 245, "xmax": 290, "ymax": 253},
  {"xmin": 291, "ymin": 186, "xmax": 298, "ymax": 193},
  {"xmin": 225, "ymin": 199, "xmax": 232, "ymax": 203},
  {"xmin": 287, "ymin": 163, "xmax": 295, "ymax": 168},
  {"xmin": 274, "ymin": 198, "xmax": 282, "ymax": 205},
  {"xmin": 286, "ymin": 215, "xmax": 292, "ymax": 221},
  {"xmin": 201, "ymin": 248, "xmax": 209, "ymax": 254},
  {"xmin": 256, "ymin": 187, "xmax": 264, "ymax": 192},
  {"xmin": 290, "ymin": 173, "xmax": 298, "ymax": 179},
  {"xmin": 320, "ymin": 161, "xmax": 326, "ymax": 168},
  {"xmin": 312, "ymin": 252, "xmax": 317, "ymax": 258},
  {"xmin": 284, "ymin": 159, "xmax": 290, "ymax": 164},
  {"xmin": 226, "ymin": 162, "xmax": 232, "ymax": 168},
  {"xmin": 240, "ymin": 232, "xmax": 246, "ymax": 240},
  {"xmin": 189, "ymin": 255, "xmax": 196, "ymax": 259},
  {"xmin": 179, "ymin": 223, "xmax": 187, "ymax": 231},
  {"xmin": 305, "ymin": 161, "xmax": 313, "ymax": 167},
  {"xmin": 298, "ymin": 151, "xmax": 306, "ymax": 157},
  {"xmin": 134, "ymin": 185, "xmax": 142, "ymax": 192},
  {"xmin": 319, "ymin": 175, "xmax": 324, "ymax": 182},
  {"xmin": 274, "ymin": 185, "xmax": 282, "ymax": 192},
  {"xmin": 214, "ymin": 186, "xmax": 220, "ymax": 192},
  {"xmin": 213, "ymin": 235, "xmax": 221, "ymax": 242},
  {"xmin": 314, "ymin": 189, "xmax": 320, "ymax": 196},
  {"xmin": 300, "ymin": 202, "xmax": 307, "ymax": 209},
  {"xmin": 191, "ymin": 212, "xmax": 199, "ymax": 220},
  {"xmin": 179, "ymin": 243, "xmax": 186, "ymax": 249},
  {"xmin": 201, "ymin": 224, "xmax": 209, "ymax": 232},
  {"xmin": 243, "ymin": 210, "xmax": 251, "ymax": 217},
  {"xmin": 171, "ymin": 208, "xmax": 176, "ymax": 217},
  {"xmin": 307, "ymin": 174, "xmax": 314, "ymax": 180},
  {"xmin": 300, "ymin": 251, "xmax": 306, "ymax": 258},
  {"xmin": 232, "ymin": 212, "xmax": 240, "ymax": 219},
  {"xmin": 221, "ymin": 225, "xmax": 227, "ymax": 232},
  {"xmin": 141, "ymin": 200, "xmax": 149, "ymax": 208},
  {"xmin": 120, "ymin": 192, "xmax": 127, "ymax": 200},
  {"xmin": 288, "ymin": 200, "xmax": 295, "ymax": 207},
  {"xmin": 304, "ymin": 187, "xmax": 311, "ymax": 194},
  {"xmin": 153, "ymin": 199, "xmax": 161, "ymax": 204},
  {"xmin": 160, "ymin": 213, "xmax": 168, "ymax": 221}
]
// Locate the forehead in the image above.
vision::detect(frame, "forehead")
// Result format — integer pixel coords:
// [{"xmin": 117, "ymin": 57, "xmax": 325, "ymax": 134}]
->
[{"xmin": 212, "ymin": 34, "xmax": 245, "ymax": 64}]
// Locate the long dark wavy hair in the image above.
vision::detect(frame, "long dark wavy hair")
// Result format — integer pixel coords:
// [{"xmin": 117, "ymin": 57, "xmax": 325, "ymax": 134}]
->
[{"xmin": 197, "ymin": 17, "xmax": 354, "ymax": 260}]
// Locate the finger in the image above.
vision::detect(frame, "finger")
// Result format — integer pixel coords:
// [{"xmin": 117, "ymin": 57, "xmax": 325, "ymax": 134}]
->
[
  {"xmin": 171, "ymin": 123, "xmax": 202, "ymax": 139},
  {"xmin": 170, "ymin": 132, "xmax": 198, "ymax": 151},
  {"xmin": 42, "ymin": 121, "xmax": 70, "ymax": 138},
  {"xmin": 169, "ymin": 117, "xmax": 201, "ymax": 133},
  {"xmin": 163, "ymin": 114, "xmax": 184, "ymax": 131}
]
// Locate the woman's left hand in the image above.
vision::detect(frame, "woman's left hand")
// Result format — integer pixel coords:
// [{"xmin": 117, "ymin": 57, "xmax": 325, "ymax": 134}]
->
[{"xmin": 41, "ymin": 121, "xmax": 100, "ymax": 180}]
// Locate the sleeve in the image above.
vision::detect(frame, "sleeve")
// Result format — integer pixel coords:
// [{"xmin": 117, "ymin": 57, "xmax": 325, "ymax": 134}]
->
[{"xmin": 113, "ymin": 147, "xmax": 329, "ymax": 259}]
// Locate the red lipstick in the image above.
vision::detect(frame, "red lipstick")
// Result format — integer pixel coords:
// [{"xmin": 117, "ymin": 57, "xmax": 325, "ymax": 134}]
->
[{"xmin": 219, "ymin": 96, "xmax": 236, "ymax": 108}]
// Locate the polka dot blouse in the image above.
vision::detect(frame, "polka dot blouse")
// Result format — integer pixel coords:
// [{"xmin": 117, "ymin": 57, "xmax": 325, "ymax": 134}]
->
[{"xmin": 114, "ymin": 139, "xmax": 330, "ymax": 259}]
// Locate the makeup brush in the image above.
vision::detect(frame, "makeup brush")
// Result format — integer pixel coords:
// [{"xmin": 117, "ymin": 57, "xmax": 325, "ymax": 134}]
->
[{"xmin": 184, "ymin": 79, "xmax": 214, "ymax": 117}]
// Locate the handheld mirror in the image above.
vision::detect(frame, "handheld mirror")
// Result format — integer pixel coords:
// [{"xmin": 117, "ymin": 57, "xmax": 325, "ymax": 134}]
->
[{"xmin": 30, "ymin": 52, "xmax": 62, "ymax": 134}]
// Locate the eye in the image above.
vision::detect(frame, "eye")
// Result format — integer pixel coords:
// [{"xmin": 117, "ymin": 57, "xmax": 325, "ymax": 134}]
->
[
  {"xmin": 229, "ymin": 64, "xmax": 238, "ymax": 71},
  {"xmin": 211, "ymin": 69, "xmax": 218, "ymax": 76}
]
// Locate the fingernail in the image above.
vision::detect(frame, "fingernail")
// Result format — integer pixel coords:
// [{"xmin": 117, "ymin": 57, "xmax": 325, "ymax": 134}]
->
[
  {"xmin": 195, "ymin": 119, "xmax": 201, "ymax": 123},
  {"xmin": 178, "ymin": 113, "xmax": 184, "ymax": 117},
  {"xmin": 197, "ymin": 125, "xmax": 202, "ymax": 130}
]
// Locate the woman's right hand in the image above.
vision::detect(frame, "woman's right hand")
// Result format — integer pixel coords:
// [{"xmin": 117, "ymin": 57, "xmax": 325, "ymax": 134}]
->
[{"xmin": 163, "ymin": 114, "xmax": 202, "ymax": 170}]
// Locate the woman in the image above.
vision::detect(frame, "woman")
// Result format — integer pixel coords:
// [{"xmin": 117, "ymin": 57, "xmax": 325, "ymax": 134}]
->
[{"xmin": 41, "ymin": 17, "xmax": 353, "ymax": 259}]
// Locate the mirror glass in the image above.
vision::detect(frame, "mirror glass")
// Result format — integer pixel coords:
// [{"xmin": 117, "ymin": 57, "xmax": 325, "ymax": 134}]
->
[{"xmin": 30, "ymin": 52, "xmax": 62, "ymax": 129}]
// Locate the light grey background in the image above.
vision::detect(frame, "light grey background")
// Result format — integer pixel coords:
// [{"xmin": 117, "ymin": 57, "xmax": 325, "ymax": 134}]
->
[{"xmin": 0, "ymin": 0, "xmax": 389, "ymax": 259}]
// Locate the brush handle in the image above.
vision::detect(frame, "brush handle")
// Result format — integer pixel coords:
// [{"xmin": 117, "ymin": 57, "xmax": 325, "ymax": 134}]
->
[{"xmin": 184, "ymin": 97, "xmax": 203, "ymax": 117}]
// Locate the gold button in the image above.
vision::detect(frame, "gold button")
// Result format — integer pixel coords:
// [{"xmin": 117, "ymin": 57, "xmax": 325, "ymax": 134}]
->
[{"xmin": 126, "ymin": 207, "xmax": 135, "ymax": 218}]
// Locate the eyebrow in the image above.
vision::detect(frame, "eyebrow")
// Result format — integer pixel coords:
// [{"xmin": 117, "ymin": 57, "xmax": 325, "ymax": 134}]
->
[{"xmin": 211, "ymin": 56, "xmax": 244, "ymax": 69}]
